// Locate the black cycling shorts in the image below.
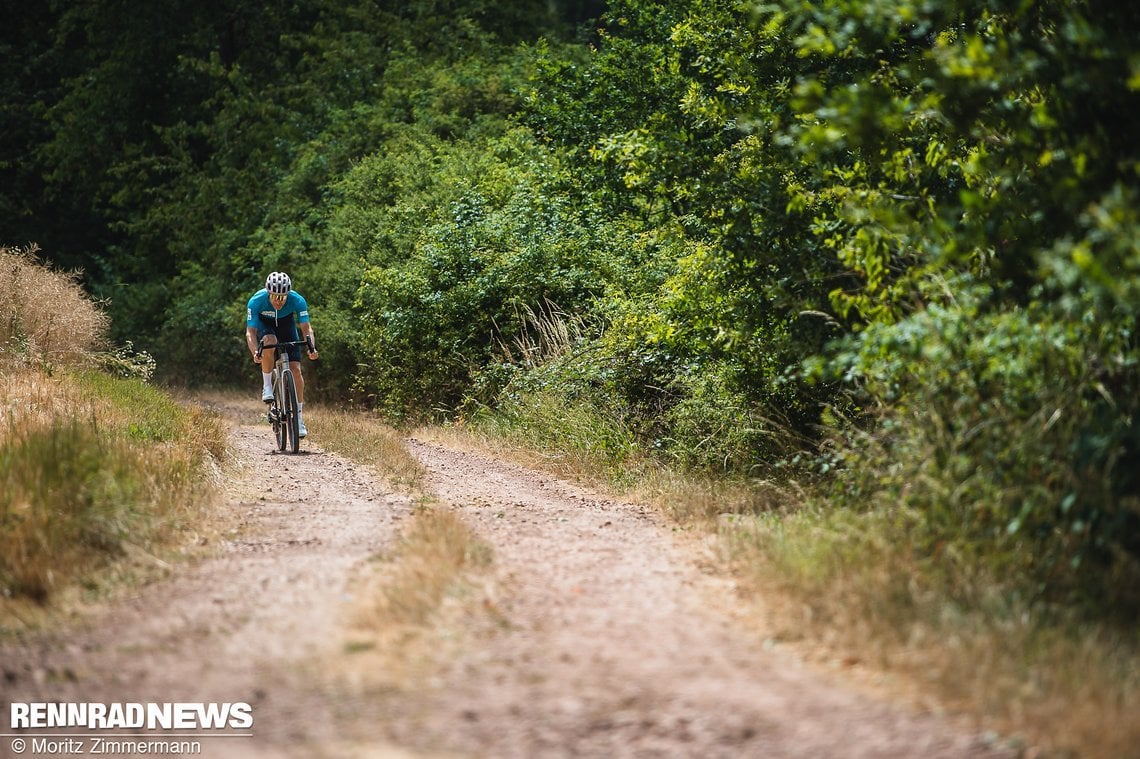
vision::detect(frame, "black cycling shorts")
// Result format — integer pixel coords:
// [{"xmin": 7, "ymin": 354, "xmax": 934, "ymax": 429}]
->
[{"xmin": 256, "ymin": 316, "xmax": 303, "ymax": 362}]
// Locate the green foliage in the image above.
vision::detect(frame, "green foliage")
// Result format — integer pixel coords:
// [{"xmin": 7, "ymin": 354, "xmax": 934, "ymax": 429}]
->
[
  {"xmin": 473, "ymin": 389, "xmax": 638, "ymax": 476},
  {"xmin": 771, "ymin": 0, "xmax": 1140, "ymax": 613},
  {"xmin": 509, "ymin": 0, "xmax": 1140, "ymax": 615},
  {"xmin": 1, "ymin": 0, "xmax": 573, "ymax": 389},
  {"xmin": 764, "ymin": 0, "xmax": 1140, "ymax": 322},
  {"xmin": 4, "ymin": 0, "xmax": 1139, "ymax": 621},
  {"xmin": 349, "ymin": 127, "xmax": 623, "ymax": 417},
  {"xmin": 826, "ymin": 280, "xmax": 1139, "ymax": 609},
  {"xmin": 96, "ymin": 341, "xmax": 157, "ymax": 381},
  {"xmin": 517, "ymin": 0, "xmax": 846, "ymax": 470}
]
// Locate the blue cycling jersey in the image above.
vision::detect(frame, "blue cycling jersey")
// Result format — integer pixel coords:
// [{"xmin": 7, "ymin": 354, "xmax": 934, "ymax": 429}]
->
[{"xmin": 246, "ymin": 289, "xmax": 311, "ymax": 328}]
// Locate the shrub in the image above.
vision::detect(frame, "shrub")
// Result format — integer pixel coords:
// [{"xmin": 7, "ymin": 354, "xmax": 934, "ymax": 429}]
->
[
  {"xmin": 0, "ymin": 245, "xmax": 109, "ymax": 367},
  {"xmin": 352, "ymin": 128, "xmax": 623, "ymax": 418},
  {"xmin": 826, "ymin": 280, "xmax": 1140, "ymax": 613}
]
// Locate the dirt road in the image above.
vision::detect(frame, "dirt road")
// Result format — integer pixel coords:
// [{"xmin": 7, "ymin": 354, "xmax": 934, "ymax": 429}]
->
[{"xmin": 1, "ymin": 401, "xmax": 1014, "ymax": 758}]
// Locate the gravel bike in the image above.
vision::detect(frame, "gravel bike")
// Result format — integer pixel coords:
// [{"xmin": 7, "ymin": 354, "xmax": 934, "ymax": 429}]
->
[{"xmin": 256, "ymin": 337, "xmax": 312, "ymax": 453}]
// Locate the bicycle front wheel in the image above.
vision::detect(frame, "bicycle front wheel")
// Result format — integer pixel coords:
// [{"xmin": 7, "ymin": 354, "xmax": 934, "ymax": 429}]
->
[
  {"xmin": 274, "ymin": 372, "xmax": 288, "ymax": 451},
  {"xmin": 283, "ymin": 369, "xmax": 300, "ymax": 453}
]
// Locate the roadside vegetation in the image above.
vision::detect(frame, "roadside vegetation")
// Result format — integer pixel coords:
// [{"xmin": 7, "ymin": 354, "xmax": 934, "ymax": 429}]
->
[
  {"xmin": 3, "ymin": 0, "xmax": 1138, "ymax": 755},
  {"xmin": 304, "ymin": 406, "xmax": 428, "ymax": 493},
  {"xmin": 0, "ymin": 246, "xmax": 227, "ymax": 624}
]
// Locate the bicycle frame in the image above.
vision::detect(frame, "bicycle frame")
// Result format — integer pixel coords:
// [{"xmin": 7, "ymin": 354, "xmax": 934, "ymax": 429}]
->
[{"xmin": 256, "ymin": 337, "xmax": 311, "ymax": 453}]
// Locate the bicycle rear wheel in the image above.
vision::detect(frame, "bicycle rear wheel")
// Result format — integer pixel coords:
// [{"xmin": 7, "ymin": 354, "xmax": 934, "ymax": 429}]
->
[{"xmin": 283, "ymin": 369, "xmax": 300, "ymax": 453}]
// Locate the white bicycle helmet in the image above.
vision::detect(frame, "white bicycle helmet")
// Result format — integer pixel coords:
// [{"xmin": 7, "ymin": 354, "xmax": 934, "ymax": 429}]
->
[{"xmin": 265, "ymin": 271, "xmax": 292, "ymax": 295}]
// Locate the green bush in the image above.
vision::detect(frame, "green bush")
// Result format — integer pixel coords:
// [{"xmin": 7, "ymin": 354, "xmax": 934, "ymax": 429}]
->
[
  {"xmin": 825, "ymin": 280, "xmax": 1140, "ymax": 612},
  {"xmin": 350, "ymin": 128, "xmax": 624, "ymax": 418}
]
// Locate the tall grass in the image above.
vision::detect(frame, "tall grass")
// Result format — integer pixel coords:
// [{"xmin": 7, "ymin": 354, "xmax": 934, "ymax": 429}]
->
[
  {"xmin": 1, "ymin": 368, "xmax": 227, "ymax": 608},
  {"xmin": 0, "ymin": 245, "xmax": 108, "ymax": 365},
  {"xmin": 1, "ymin": 246, "xmax": 227, "ymax": 615},
  {"xmin": 472, "ymin": 390, "xmax": 639, "ymax": 481},
  {"xmin": 726, "ymin": 504, "xmax": 1140, "ymax": 759}
]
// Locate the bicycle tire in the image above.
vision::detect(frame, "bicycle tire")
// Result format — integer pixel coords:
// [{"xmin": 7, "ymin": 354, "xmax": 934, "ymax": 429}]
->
[
  {"xmin": 283, "ymin": 368, "xmax": 300, "ymax": 453},
  {"xmin": 274, "ymin": 370, "xmax": 288, "ymax": 451}
]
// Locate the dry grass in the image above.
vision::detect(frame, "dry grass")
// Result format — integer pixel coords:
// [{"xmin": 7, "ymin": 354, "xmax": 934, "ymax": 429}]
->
[
  {"xmin": 335, "ymin": 501, "xmax": 496, "ymax": 688},
  {"xmin": 627, "ymin": 468, "xmax": 799, "ymax": 524},
  {"xmin": 722, "ymin": 510, "xmax": 1140, "ymax": 759},
  {"xmin": 354, "ymin": 505, "xmax": 493, "ymax": 630},
  {"xmin": 0, "ymin": 247, "xmax": 228, "ymax": 625},
  {"xmin": 0, "ymin": 245, "xmax": 109, "ymax": 366},
  {"xmin": 0, "ymin": 367, "xmax": 228, "ymax": 615},
  {"xmin": 302, "ymin": 405, "xmax": 480, "ymax": 629},
  {"xmin": 307, "ymin": 408, "xmax": 497, "ymax": 683},
  {"xmin": 496, "ymin": 299, "xmax": 588, "ymax": 369},
  {"xmin": 304, "ymin": 405, "xmax": 426, "ymax": 492}
]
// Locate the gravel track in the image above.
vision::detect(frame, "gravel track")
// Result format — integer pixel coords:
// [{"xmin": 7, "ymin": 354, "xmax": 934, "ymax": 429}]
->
[{"xmin": 0, "ymin": 402, "xmax": 1013, "ymax": 758}]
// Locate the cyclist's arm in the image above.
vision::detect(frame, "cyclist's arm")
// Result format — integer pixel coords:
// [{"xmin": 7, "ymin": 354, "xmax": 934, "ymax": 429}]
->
[
  {"xmin": 299, "ymin": 322, "xmax": 318, "ymax": 358},
  {"xmin": 246, "ymin": 327, "xmax": 261, "ymax": 361}
]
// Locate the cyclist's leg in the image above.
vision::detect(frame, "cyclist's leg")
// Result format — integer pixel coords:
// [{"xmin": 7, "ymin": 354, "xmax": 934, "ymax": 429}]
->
[
  {"xmin": 288, "ymin": 361, "xmax": 308, "ymax": 437},
  {"xmin": 256, "ymin": 326, "xmax": 278, "ymax": 401},
  {"xmin": 288, "ymin": 360, "xmax": 305, "ymax": 405},
  {"xmin": 279, "ymin": 324, "xmax": 308, "ymax": 437},
  {"xmin": 279, "ymin": 323, "xmax": 304, "ymax": 403}
]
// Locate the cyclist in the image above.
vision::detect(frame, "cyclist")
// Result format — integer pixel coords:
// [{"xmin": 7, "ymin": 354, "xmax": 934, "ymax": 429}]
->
[{"xmin": 245, "ymin": 271, "xmax": 319, "ymax": 438}]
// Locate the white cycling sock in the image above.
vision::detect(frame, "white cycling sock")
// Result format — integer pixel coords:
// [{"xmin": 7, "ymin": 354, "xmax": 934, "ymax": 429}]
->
[{"xmin": 262, "ymin": 372, "xmax": 272, "ymax": 390}]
